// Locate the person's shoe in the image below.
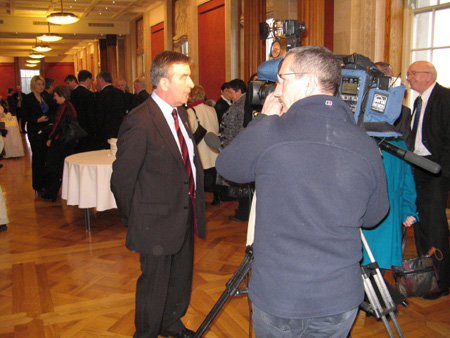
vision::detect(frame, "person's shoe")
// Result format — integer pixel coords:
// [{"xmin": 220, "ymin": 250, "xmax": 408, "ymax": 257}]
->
[
  {"xmin": 0, "ymin": 224, "xmax": 7, "ymax": 232},
  {"xmin": 161, "ymin": 328, "xmax": 195, "ymax": 338},
  {"xmin": 211, "ymin": 194, "xmax": 221, "ymax": 206},
  {"xmin": 421, "ymin": 289, "xmax": 449, "ymax": 300}
]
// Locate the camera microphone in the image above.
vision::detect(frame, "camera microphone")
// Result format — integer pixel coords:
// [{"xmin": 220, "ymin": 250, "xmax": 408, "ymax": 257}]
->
[
  {"xmin": 204, "ymin": 132, "xmax": 222, "ymax": 152},
  {"xmin": 375, "ymin": 137, "xmax": 441, "ymax": 174}
]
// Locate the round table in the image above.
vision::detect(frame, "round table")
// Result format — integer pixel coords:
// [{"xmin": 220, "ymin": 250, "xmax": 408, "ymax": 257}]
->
[
  {"xmin": 1, "ymin": 115, "xmax": 25, "ymax": 158},
  {"xmin": 62, "ymin": 149, "xmax": 117, "ymax": 230}
]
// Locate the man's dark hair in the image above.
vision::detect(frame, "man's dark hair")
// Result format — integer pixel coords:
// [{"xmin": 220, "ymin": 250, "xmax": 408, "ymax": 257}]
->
[
  {"xmin": 228, "ymin": 79, "xmax": 247, "ymax": 94},
  {"xmin": 220, "ymin": 82, "xmax": 230, "ymax": 91},
  {"xmin": 8, "ymin": 88, "xmax": 13, "ymax": 94},
  {"xmin": 44, "ymin": 78, "xmax": 54, "ymax": 90},
  {"xmin": 150, "ymin": 51, "xmax": 192, "ymax": 89},
  {"xmin": 64, "ymin": 74, "xmax": 78, "ymax": 84},
  {"xmin": 97, "ymin": 71, "xmax": 112, "ymax": 84},
  {"xmin": 78, "ymin": 70, "xmax": 93, "ymax": 82},
  {"xmin": 286, "ymin": 46, "xmax": 341, "ymax": 95},
  {"xmin": 54, "ymin": 84, "xmax": 71, "ymax": 100}
]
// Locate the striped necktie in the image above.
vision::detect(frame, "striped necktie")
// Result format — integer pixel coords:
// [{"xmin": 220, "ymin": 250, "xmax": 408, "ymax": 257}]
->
[{"xmin": 172, "ymin": 109, "xmax": 197, "ymax": 235}]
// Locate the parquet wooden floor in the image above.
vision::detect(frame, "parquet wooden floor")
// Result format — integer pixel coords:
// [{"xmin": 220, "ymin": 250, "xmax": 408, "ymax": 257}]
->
[{"xmin": 0, "ymin": 135, "xmax": 449, "ymax": 337}]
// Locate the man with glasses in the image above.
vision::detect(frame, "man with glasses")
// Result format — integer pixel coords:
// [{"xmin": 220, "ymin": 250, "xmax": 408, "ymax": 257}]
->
[
  {"xmin": 405, "ymin": 61, "xmax": 450, "ymax": 299},
  {"xmin": 216, "ymin": 46, "xmax": 389, "ymax": 337}
]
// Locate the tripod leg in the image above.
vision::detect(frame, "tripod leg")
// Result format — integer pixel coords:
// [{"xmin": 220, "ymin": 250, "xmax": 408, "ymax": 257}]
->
[
  {"xmin": 193, "ymin": 247, "xmax": 254, "ymax": 338},
  {"xmin": 361, "ymin": 268, "xmax": 396, "ymax": 338}
]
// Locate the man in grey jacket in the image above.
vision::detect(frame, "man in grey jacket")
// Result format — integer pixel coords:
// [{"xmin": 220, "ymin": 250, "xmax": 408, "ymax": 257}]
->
[{"xmin": 216, "ymin": 46, "xmax": 389, "ymax": 337}]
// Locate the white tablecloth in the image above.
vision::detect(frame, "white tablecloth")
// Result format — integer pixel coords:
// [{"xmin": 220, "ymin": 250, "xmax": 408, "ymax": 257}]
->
[
  {"xmin": 1, "ymin": 115, "xmax": 25, "ymax": 158},
  {"xmin": 61, "ymin": 150, "xmax": 117, "ymax": 211}
]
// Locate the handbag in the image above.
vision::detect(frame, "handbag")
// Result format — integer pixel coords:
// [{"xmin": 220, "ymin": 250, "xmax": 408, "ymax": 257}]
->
[
  {"xmin": 191, "ymin": 108, "xmax": 207, "ymax": 144},
  {"xmin": 64, "ymin": 119, "xmax": 88, "ymax": 144},
  {"xmin": 393, "ymin": 247, "xmax": 442, "ymax": 298}
]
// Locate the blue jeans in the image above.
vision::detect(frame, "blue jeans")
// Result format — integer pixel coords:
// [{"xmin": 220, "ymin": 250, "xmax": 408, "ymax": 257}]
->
[{"xmin": 252, "ymin": 305, "xmax": 358, "ymax": 338}]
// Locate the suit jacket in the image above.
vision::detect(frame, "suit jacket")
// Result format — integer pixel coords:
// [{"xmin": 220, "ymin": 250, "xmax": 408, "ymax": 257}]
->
[
  {"xmin": 21, "ymin": 93, "xmax": 49, "ymax": 135},
  {"xmin": 405, "ymin": 83, "xmax": 450, "ymax": 176},
  {"xmin": 71, "ymin": 85, "xmax": 96, "ymax": 135},
  {"xmin": 129, "ymin": 89, "xmax": 150, "ymax": 111},
  {"xmin": 94, "ymin": 85, "xmax": 126, "ymax": 144},
  {"xmin": 111, "ymin": 96, "xmax": 206, "ymax": 255},
  {"xmin": 214, "ymin": 97, "xmax": 231, "ymax": 123}
]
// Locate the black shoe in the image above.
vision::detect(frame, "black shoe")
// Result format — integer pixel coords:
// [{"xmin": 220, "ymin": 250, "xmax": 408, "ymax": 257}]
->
[
  {"xmin": 0, "ymin": 224, "xmax": 7, "ymax": 232},
  {"xmin": 421, "ymin": 289, "xmax": 449, "ymax": 300},
  {"xmin": 211, "ymin": 194, "xmax": 221, "ymax": 206},
  {"xmin": 161, "ymin": 328, "xmax": 195, "ymax": 338}
]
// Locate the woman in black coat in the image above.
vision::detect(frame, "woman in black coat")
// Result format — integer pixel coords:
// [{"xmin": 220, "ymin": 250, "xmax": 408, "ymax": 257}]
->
[
  {"xmin": 21, "ymin": 75, "xmax": 49, "ymax": 195},
  {"xmin": 43, "ymin": 85, "xmax": 79, "ymax": 202}
]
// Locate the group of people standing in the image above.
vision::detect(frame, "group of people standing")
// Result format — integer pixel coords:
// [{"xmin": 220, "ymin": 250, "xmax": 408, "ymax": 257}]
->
[{"xmin": 20, "ymin": 70, "xmax": 151, "ymax": 203}]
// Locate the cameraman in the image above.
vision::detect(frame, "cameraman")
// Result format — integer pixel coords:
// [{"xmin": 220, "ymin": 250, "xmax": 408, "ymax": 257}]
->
[{"xmin": 216, "ymin": 46, "xmax": 389, "ymax": 337}]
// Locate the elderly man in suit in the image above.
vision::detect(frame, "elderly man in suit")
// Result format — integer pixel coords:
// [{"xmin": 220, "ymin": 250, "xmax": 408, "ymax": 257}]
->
[
  {"xmin": 111, "ymin": 51, "xmax": 205, "ymax": 338},
  {"xmin": 95, "ymin": 71, "xmax": 126, "ymax": 149},
  {"xmin": 130, "ymin": 75, "xmax": 150, "ymax": 110},
  {"xmin": 405, "ymin": 61, "xmax": 450, "ymax": 299}
]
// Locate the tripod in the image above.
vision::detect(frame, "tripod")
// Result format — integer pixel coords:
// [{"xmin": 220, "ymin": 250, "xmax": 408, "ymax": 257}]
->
[
  {"xmin": 193, "ymin": 246, "xmax": 254, "ymax": 338},
  {"xmin": 360, "ymin": 230, "xmax": 404, "ymax": 338},
  {"xmin": 193, "ymin": 234, "xmax": 405, "ymax": 338}
]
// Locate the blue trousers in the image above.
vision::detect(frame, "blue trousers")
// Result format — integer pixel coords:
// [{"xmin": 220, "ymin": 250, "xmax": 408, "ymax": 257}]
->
[{"xmin": 252, "ymin": 304, "xmax": 358, "ymax": 338}]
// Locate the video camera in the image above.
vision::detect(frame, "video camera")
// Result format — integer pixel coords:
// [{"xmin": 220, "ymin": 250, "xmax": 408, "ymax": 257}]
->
[
  {"xmin": 249, "ymin": 53, "xmax": 405, "ymax": 138},
  {"xmin": 247, "ymin": 52, "xmax": 440, "ymax": 174}
]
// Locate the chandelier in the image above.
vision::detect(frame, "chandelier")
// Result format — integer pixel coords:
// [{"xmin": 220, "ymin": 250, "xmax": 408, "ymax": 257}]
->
[
  {"xmin": 37, "ymin": 23, "xmax": 63, "ymax": 42},
  {"xmin": 29, "ymin": 52, "xmax": 45, "ymax": 59},
  {"xmin": 47, "ymin": 0, "xmax": 79, "ymax": 25}
]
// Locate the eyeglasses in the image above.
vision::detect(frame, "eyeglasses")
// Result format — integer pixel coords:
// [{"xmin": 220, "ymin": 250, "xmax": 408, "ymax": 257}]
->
[
  {"xmin": 406, "ymin": 71, "xmax": 430, "ymax": 78},
  {"xmin": 277, "ymin": 72, "xmax": 306, "ymax": 82}
]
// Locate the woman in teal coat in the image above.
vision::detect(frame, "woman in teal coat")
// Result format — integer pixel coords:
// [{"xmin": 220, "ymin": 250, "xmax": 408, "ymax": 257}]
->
[{"xmin": 362, "ymin": 138, "xmax": 418, "ymax": 270}]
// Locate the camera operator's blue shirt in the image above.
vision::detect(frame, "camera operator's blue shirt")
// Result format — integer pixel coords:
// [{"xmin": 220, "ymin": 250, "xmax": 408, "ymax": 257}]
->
[{"xmin": 216, "ymin": 95, "xmax": 389, "ymax": 319}]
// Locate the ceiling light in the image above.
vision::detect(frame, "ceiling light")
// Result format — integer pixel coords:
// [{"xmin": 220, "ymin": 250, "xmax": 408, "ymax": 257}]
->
[
  {"xmin": 32, "ymin": 44, "xmax": 52, "ymax": 52},
  {"xmin": 26, "ymin": 63, "xmax": 38, "ymax": 67},
  {"xmin": 37, "ymin": 33, "xmax": 63, "ymax": 42},
  {"xmin": 47, "ymin": 0, "xmax": 79, "ymax": 25},
  {"xmin": 29, "ymin": 52, "xmax": 45, "ymax": 59},
  {"xmin": 38, "ymin": 24, "xmax": 62, "ymax": 42},
  {"xmin": 26, "ymin": 59, "xmax": 41, "ymax": 64}
]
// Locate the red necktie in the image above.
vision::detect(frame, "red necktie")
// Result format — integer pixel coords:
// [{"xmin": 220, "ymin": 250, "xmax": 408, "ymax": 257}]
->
[{"xmin": 172, "ymin": 109, "xmax": 197, "ymax": 235}]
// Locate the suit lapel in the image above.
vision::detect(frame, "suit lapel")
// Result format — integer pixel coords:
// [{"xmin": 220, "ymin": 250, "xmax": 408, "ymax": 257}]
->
[
  {"xmin": 145, "ymin": 97, "xmax": 185, "ymax": 167},
  {"xmin": 422, "ymin": 83, "xmax": 439, "ymax": 132}
]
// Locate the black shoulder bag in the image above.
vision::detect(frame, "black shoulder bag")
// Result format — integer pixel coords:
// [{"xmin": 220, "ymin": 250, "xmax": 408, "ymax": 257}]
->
[{"xmin": 191, "ymin": 107, "xmax": 207, "ymax": 144}]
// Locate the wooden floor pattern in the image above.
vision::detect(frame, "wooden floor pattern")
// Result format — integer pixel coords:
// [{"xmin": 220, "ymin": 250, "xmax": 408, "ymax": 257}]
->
[{"xmin": 0, "ymin": 135, "xmax": 449, "ymax": 337}]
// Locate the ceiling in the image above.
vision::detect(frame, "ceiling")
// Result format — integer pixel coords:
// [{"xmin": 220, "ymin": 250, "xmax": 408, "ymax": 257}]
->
[{"xmin": 0, "ymin": 0, "xmax": 161, "ymax": 59}]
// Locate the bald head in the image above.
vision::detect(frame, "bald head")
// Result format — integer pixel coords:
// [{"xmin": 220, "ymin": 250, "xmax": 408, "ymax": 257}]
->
[{"xmin": 407, "ymin": 61, "xmax": 437, "ymax": 94}]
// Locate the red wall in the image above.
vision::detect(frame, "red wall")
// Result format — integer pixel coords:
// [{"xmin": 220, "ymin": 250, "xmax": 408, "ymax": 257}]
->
[
  {"xmin": 0, "ymin": 63, "xmax": 16, "ymax": 100},
  {"xmin": 151, "ymin": 22, "xmax": 165, "ymax": 59},
  {"xmin": 198, "ymin": 0, "xmax": 226, "ymax": 101},
  {"xmin": 324, "ymin": 0, "xmax": 334, "ymax": 51},
  {"xmin": 43, "ymin": 62, "xmax": 75, "ymax": 86}
]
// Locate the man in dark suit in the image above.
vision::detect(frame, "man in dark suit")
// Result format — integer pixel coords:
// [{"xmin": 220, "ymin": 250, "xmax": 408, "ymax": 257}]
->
[
  {"xmin": 129, "ymin": 75, "xmax": 150, "ymax": 110},
  {"xmin": 71, "ymin": 70, "xmax": 96, "ymax": 152},
  {"xmin": 406, "ymin": 60, "xmax": 450, "ymax": 299},
  {"xmin": 111, "ymin": 51, "xmax": 205, "ymax": 338},
  {"xmin": 41, "ymin": 78, "xmax": 57, "ymax": 122},
  {"xmin": 214, "ymin": 82, "xmax": 232, "ymax": 124},
  {"xmin": 95, "ymin": 71, "xmax": 126, "ymax": 149},
  {"xmin": 115, "ymin": 78, "xmax": 135, "ymax": 113}
]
